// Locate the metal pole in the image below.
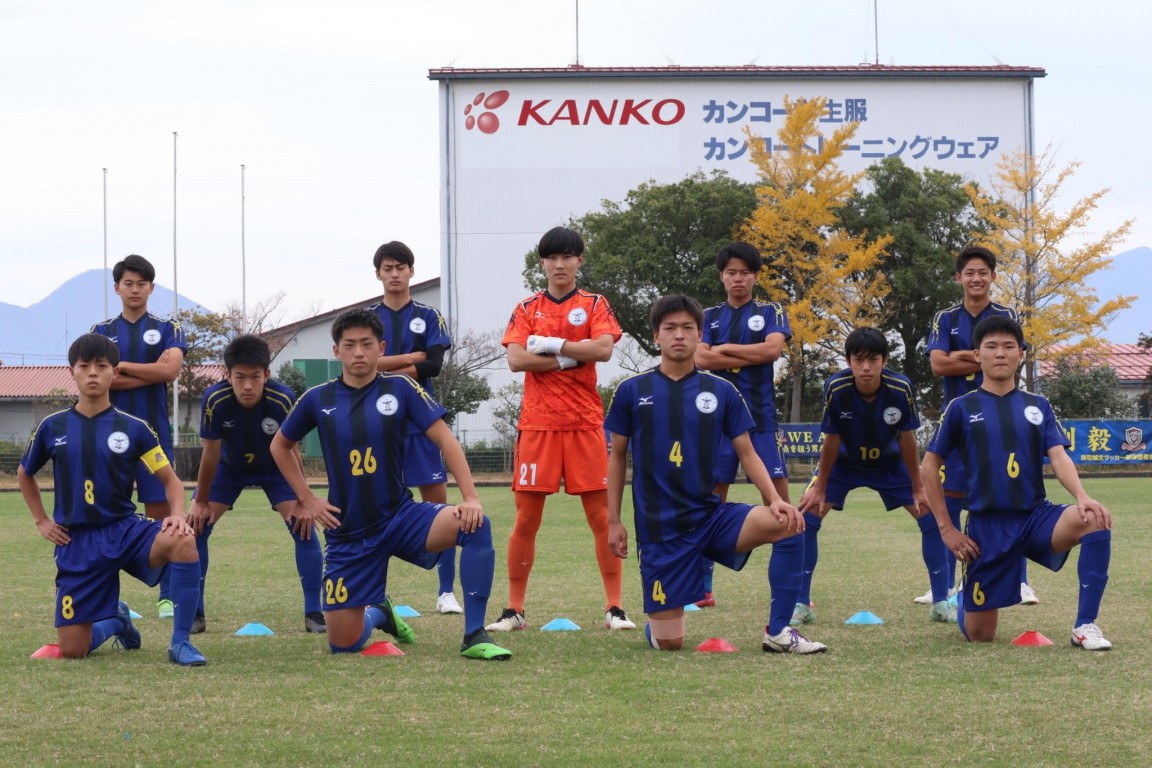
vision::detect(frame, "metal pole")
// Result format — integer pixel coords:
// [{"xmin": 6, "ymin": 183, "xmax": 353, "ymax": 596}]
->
[
  {"xmin": 575, "ymin": 0, "xmax": 580, "ymax": 66},
  {"xmin": 873, "ymin": 0, "xmax": 879, "ymax": 65},
  {"xmin": 241, "ymin": 164, "xmax": 247, "ymax": 333},
  {"xmin": 102, "ymin": 167, "xmax": 108, "ymax": 318},
  {"xmin": 172, "ymin": 131, "xmax": 179, "ymax": 447}
]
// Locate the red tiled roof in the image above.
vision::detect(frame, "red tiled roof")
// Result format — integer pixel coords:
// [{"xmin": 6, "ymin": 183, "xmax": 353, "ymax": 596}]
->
[
  {"xmin": 1040, "ymin": 344, "xmax": 1152, "ymax": 383},
  {"xmin": 0, "ymin": 364, "xmax": 227, "ymax": 398}
]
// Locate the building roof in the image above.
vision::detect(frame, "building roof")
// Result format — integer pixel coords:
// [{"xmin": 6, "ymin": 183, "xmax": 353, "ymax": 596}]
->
[
  {"xmin": 429, "ymin": 64, "xmax": 1046, "ymax": 81},
  {"xmin": 1039, "ymin": 344, "xmax": 1152, "ymax": 383},
  {"xmin": 261, "ymin": 277, "xmax": 440, "ymax": 343},
  {"xmin": 0, "ymin": 364, "xmax": 227, "ymax": 399}
]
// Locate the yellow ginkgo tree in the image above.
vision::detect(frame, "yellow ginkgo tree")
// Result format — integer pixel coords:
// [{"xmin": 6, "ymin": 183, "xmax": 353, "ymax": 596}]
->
[
  {"xmin": 739, "ymin": 95, "xmax": 892, "ymax": 422},
  {"xmin": 966, "ymin": 147, "xmax": 1134, "ymax": 388}
]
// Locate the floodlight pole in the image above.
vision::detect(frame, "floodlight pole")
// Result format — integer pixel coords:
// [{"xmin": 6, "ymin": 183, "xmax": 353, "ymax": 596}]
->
[
  {"xmin": 241, "ymin": 163, "xmax": 247, "ymax": 334},
  {"xmin": 172, "ymin": 131, "xmax": 180, "ymax": 447},
  {"xmin": 102, "ymin": 167, "xmax": 108, "ymax": 318}
]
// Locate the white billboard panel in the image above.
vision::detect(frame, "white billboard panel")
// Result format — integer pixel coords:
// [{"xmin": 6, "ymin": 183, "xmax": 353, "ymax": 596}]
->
[{"xmin": 431, "ymin": 67, "xmax": 1040, "ymax": 434}]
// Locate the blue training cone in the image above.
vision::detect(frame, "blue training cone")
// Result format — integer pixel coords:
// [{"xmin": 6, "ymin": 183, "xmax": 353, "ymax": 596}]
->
[
  {"xmin": 541, "ymin": 617, "xmax": 581, "ymax": 631},
  {"xmin": 683, "ymin": 603, "xmax": 701, "ymax": 612},
  {"xmin": 234, "ymin": 622, "xmax": 275, "ymax": 636},
  {"xmin": 128, "ymin": 609, "xmax": 143, "ymax": 620},
  {"xmin": 844, "ymin": 611, "xmax": 885, "ymax": 625},
  {"xmin": 393, "ymin": 605, "xmax": 420, "ymax": 618}
]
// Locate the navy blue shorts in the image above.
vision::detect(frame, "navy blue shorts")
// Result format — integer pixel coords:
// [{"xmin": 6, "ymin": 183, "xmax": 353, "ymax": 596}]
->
[
  {"xmin": 962, "ymin": 500, "xmax": 1069, "ymax": 612},
  {"xmin": 402, "ymin": 433, "xmax": 447, "ymax": 488},
  {"xmin": 636, "ymin": 502, "xmax": 753, "ymax": 614},
  {"xmin": 822, "ymin": 462, "xmax": 914, "ymax": 511},
  {"xmin": 54, "ymin": 516, "xmax": 165, "ymax": 626},
  {"xmin": 204, "ymin": 463, "xmax": 295, "ymax": 508},
  {"xmin": 716, "ymin": 430, "xmax": 787, "ymax": 483},
  {"xmin": 321, "ymin": 498, "xmax": 446, "ymax": 611}
]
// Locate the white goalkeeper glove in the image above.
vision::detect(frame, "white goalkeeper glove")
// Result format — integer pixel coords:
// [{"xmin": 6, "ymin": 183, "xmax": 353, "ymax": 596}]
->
[{"xmin": 526, "ymin": 335, "xmax": 566, "ymax": 356}]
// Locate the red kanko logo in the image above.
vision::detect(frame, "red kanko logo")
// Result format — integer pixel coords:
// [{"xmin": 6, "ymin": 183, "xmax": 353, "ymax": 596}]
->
[
  {"xmin": 464, "ymin": 90, "xmax": 510, "ymax": 134},
  {"xmin": 464, "ymin": 90, "xmax": 686, "ymax": 134}
]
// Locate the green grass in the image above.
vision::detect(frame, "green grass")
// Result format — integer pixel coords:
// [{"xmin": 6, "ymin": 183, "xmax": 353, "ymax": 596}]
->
[{"xmin": 1, "ymin": 478, "xmax": 1149, "ymax": 767}]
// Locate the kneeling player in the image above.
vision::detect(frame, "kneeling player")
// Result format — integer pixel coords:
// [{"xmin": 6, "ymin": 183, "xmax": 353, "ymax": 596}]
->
[
  {"xmin": 605, "ymin": 295, "xmax": 826, "ymax": 654},
  {"xmin": 922, "ymin": 316, "xmax": 1113, "ymax": 649},
  {"xmin": 795, "ymin": 328, "xmax": 953, "ymax": 625},
  {"xmin": 270, "ymin": 309, "xmax": 510, "ymax": 660},
  {"xmin": 187, "ymin": 334, "xmax": 325, "ymax": 634},
  {"xmin": 18, "ymin": 333, "xmax": 205, "ymax": 665}
]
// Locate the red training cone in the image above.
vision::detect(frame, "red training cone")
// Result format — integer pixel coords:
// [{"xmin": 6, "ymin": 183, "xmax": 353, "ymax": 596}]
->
[
  {"xmin": 31, "ymin": 643, "xmax": 62, "ymax": 659},
  {"xmin": 1011, "ymin": 631, "xmax": 1054, "ymax": 646},
  {"xmin": 361, "ymin": 641, "xmax": 405, "ymax": 656},
  {"xmin": 695, "ymin": 637, "xmax": 739, "ymax": 653}
]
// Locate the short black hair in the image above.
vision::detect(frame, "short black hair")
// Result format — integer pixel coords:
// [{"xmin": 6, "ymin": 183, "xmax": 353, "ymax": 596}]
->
[
  {"xmin": 973, "ymin": 315, "xmax": 1024, "ymax": 348},
  {"xmin": 223, "ymin": 334, "xmax": 271, "ymax": 370},
  {"xmin": 69, "ymin": 333, "xmax": 120, "ymax": 367},
  {"xmin": 844, "ymin": 327, "xmax": 889, "ymax": 360},
  {"xmin": 650, "ymin": 294, "xmax": 704, "ymax": 333},
  {"xmin": 716, "ymin": 241, "xmax": 762, "ymax": 272},
  {"xmin": 956, "ymin": 245, "xmax": 997, "ymax": 274},
  {"xmin": 373, "ymin": 241, "xmax": 415, "ymax": 270},
  {"xmin": 113, "ymin": 254, "xmax": 156, "ymax": 283},
  {"xmin": 331, "ymin": 308, "xmax": 384, "ymax": 344},
  {"xmin": 537, "ymin": 226, "xmax": 585, "ymax": 258}
]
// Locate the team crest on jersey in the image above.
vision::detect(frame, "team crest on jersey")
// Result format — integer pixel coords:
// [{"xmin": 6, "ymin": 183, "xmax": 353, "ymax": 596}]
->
[
  {"xmin": 142, "ymin": 329, "xmax": 162, "ymax": 345},
  {"xmin": 107, "ymin": 431, "xmax": 130, "ymax": 454},
  {"xmin": 568, "ymin": 307, "xmax": 588, "ymax": 326},
  {"xmin": 695, "ymin": 392, "xmax": 718, "ymax": 414},
  {"xmin": 747, "ymin": 315, "xmax": 765, "ymax": 332},
  {"xmin": 1023, "ymin": 405, "xmax": 1043, "ymax": 425},
  {"xmin": 883, "ymin": 407, "xmax": 901, "ymax": 425},
  {"xmin": 261, "ymin": 417, "xmax": 280, "ymax": 435},
  {"xmin": 409, "ymin": 317, "xmax": 427, "ymax": 334},
  {"xmin": 376, "ymin": 394, "xmax": 399, "ymax": 416}
]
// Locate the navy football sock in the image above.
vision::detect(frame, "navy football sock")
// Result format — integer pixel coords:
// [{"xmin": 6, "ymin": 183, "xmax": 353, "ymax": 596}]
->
[
  {"xmin": 196, "ymin": 522, "xmax": 214, "ymax": 615},
  {"xmin": 767, "ymin": 533, "xmax": 803, "ymax": 635},
  {"xmin": 169, "ymin": 561, "xmax": 201, "ymax": 646},
  {"xmin": 286, "ymin": 519, "xmax": 323, "ymax": 615},
  {"xmin": 330, "ymin": 619, "xmax": 375, "ymax": 653},
  {"xmin": 437, "ymin": 548, "xmax": 458, "ymax": 595},
  {"xmin": 917, "ymin": 513, "xmax": 950, "ymax": 602},
  {"xmin": 1075, "ymin": 529, "xmax": 1111, "ymax": 627},
  {"xmin": 88, "ymin": 616, "xmax": 123, "ymax": 654},
  {"xmin": 797, "ymin": 512, "xmax": 822, "ymax": 605},
  {"xmin": 458, "ymin": 519, "xmax": 495, "ymax": 636}
]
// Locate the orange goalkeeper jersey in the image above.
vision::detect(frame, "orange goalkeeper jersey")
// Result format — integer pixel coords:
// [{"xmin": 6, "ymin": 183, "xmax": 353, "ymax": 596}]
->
[{"xmin": 502, "ymin": 288, "xmax": 621, "ymax": 431}]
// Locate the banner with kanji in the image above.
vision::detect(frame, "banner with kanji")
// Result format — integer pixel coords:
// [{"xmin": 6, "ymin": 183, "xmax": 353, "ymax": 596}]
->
[{"xmin": 1060, "ymin": 420, "xmax": 1152, "ymax": 464}]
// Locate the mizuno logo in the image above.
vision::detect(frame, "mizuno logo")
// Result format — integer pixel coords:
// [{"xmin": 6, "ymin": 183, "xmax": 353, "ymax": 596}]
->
[
  {"xmin": 839, "ymin": 411, "xmax": 853, "ymax": 419},
  {"xmin": 54, "ymin": 436, "xmax": 67, "ymax": 446},
  {"xmin": 321, "ymin": 407, "xmax": 338, "ymax": 415},
  {"xmin": 222, "ymin": 420, "xmax": 235, "ymax": 428},
  {"xmin": 969, "ymin": 413, "xmax": 984, "ymax": 423},
  {"xmin": 638, "ymin": 396, "xmax": 653, "ymax": 406}
]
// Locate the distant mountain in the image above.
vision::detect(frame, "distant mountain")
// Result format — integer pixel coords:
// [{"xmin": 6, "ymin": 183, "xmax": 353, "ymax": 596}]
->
[
  {"xmin": 0, "ymin": 270, "xmax": 209, "ymax": 366},
  {"xmin": 1089, "ymin": 246, "xmax": 1150, "ymax": 344}
]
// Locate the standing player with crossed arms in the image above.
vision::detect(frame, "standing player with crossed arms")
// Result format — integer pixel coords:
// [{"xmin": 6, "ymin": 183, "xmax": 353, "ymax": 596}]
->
[{"xmin": 487, "ymin": 226, "xmax": 635, "ymax": 633}]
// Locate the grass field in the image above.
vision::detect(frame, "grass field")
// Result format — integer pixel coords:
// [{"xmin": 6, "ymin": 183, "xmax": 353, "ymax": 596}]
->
[{"xmin": 1, "ymin": 478, "xmax": 1149, "ymax": 767}]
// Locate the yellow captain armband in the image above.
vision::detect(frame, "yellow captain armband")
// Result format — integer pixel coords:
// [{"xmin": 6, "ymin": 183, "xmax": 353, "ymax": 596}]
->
[{"xmin": 141, "ymin": 447, "xmax": 170, "ymax": 474}]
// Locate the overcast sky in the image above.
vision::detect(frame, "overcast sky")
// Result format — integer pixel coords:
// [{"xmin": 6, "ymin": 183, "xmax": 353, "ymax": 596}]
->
[{"xmin": 3, "ymin": 0, "xmax": 1148, "ymax": 325}]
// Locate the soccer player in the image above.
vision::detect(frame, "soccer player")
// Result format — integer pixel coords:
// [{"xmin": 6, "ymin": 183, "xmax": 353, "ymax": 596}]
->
[
  {"xmin": 186, "ymin": 334, "xmax": 325, "ymax": 634},
  {"xmin": 921, "ymin": 316, "xmax": 1113, "ymax": 649},
  {"xmin": 18, "ymin": 333, "xmax": 205, "ymax": 665},
  {"xmin": 368, "ymin": 241, "xmax": 461, "ymax": 615},
  {"xmin": 923, "ymin": 245, "xmax": 1036, "ymax": 606},
  {"xmin": 91, "ymin": 254, "xmax": 187, "ymax": 618},
  {"xmin": 269, "ymin": 309, "xmax": 510, "ymax": 660},
  {"xmin": 487, "ymin": 226, "xmax": 634, "ymax": 633},
  {"xmin": 694, "ymin": 242, "xmax": 790, "ymax": 607},
  {"xmin": 795, "ymin": 328, "xmax": 954, "ymax": 625},
  {"xmin": 605, "ymin": 295, "xmax": 825, "ymax": 654}
]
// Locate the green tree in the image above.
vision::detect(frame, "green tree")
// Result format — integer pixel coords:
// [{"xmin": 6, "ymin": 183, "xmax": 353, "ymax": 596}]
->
[
  {"xmin": 1040, "ymin": 360, "xmax": 1136, "ymax": 419},
  {"xmin": 837, "ymin": 157, "xmax": 983, "ymax": 416},
  {"xmin": 275, "ymin": 362, "xmax": 307, "ymax": 398},
  {"xmin": 522, "ymin": 170, "xmax": 757, "ymax": 355},
  {"xmin": 1139, "ymin": 331, "xmax": 1152, "ymax": 417},
  {"xmin": 434, "ymin": 327, "xmax": 503, "ymax": 427},
  {"xmin": 173, "ymin": 307, "xmax": 232, "ymax": 431},
  {"xmin": 967, "ymin": 147, "xmax": 1134, "ymax": 388},
  {"xmin": 739, "ymin": 96, "xmax": 892, "ymax": 422},
  {"xmin": 490, "ymin": 382, "xmax": 523, "ymax": 448}
]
